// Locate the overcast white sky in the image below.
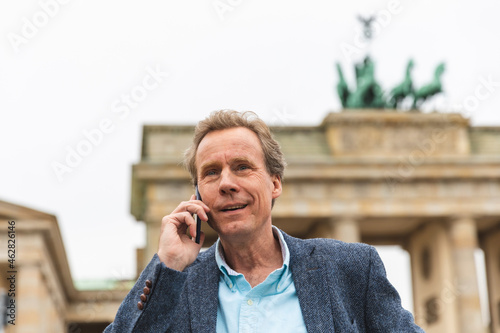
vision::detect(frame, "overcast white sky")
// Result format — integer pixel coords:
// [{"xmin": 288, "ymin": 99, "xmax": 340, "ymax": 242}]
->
[{"xmin": 1, "ymin": 0, "xmax": 499, "ymax": 313}]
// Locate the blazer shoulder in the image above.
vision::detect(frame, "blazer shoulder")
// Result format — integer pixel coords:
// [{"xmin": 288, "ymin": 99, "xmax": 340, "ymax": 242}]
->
[
  {"xmin": 283, "ymin": 231, "xmax": 374, "ymax": 258},
  {"xmin": 312, "ymin": 238, "xmax": 373, "ymax": 256}
]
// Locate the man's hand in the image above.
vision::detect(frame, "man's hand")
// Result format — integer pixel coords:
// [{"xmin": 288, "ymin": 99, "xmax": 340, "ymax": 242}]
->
[{"xmin": 157, "ymin": 194, "xmax": 210, "ymax": 271}]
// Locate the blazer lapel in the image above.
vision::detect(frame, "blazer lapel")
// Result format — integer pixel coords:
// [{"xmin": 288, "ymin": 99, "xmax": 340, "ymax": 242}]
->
[
  {"xmin": 289, "ymin": 240, "xmax": 335, "ymax": 332},
  {"xmin": 187, "ymin": 248, "xmax": 220, "ymax": 333},
  {"xmin": 285, "ymin": 233, "xmax": 354, "ymax": 333}
]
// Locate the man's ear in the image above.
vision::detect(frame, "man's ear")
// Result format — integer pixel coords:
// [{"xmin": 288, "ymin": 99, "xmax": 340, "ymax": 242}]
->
[{"xmin": 271, "ymin": 175, "xmax": 282, "ymax": 199}]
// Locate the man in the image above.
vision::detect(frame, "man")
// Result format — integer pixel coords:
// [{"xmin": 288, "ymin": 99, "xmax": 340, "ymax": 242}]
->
[{"xmin": 105, "ymin": 110, "xmax": 424, "ymax": 332}]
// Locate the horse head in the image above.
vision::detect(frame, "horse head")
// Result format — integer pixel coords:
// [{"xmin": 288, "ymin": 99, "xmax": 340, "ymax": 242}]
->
[
  {"xmin": 435, "ymin": 63, "xmax": 445, "ymax": 77},
  {"xmin": 407, "ymin": 59, "xmax": 414, "ymax": 71}
]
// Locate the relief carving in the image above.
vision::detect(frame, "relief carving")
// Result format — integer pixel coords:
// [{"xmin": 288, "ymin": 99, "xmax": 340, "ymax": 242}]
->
[
  {"xmin": 425, "ymin": 296, "xmax": 440, "ymax": 325},
  {"xmin": 422, "ymin": 246, "xmax": 432, "ymax": 280}
]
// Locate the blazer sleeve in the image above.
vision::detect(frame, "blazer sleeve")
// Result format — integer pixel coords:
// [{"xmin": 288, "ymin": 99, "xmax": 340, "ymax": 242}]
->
[
  {"xmin": 104, "ymin": 254, "xmax": 188, "ymax": 333},
  {"xmin": 364, "ymin": 246, "xmax": 425, "ymax": 333}
]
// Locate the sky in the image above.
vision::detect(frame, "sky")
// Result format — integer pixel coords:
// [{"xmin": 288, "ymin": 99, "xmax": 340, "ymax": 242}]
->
[{"xmin": 1, "ymin": 0, "xmax": 499, "ymax": 314}]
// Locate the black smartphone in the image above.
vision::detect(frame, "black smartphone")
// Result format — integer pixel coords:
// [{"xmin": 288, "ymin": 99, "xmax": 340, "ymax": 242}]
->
[{"xmin": 195, "ymin": 186, "xmax": 202, "ymax": 244}]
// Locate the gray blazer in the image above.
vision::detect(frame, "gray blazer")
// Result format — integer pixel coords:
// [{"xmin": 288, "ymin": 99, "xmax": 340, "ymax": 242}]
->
[{"xmin": 105, "ymin": 232, "xmax": 424, "ymax": 332}]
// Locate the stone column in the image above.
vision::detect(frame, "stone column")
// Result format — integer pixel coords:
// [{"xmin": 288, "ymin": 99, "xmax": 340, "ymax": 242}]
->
[
  {"xmin": 334, "ymin": 217, "xmax": 361, "ymax": 243},
  {"xmin": 309, "ymin": 217, "xmax": 360, "ymax": 243},
  {"xmin": 449, "ymin": 216, "xmax": 483, "ymax": 333},
  {"xmin": 408, "ymin": 222, "xmax": 458, "ymax": 333},
  {"xmin": 18, "ymin": 264, "xmax": 45, "ymax": 333},
  {"xmin": 482, "ymin": 228, "xmax": 500, "ymax": 333},
  {"xmin": 145, "ymin": 218, "xmax": 161, "ymax": 269}
]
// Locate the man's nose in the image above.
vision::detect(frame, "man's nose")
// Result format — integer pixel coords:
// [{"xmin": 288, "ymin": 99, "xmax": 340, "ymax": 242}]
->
[{"xmin": 218, "ymin": 169, "xmax": 239, "ymax": 195}]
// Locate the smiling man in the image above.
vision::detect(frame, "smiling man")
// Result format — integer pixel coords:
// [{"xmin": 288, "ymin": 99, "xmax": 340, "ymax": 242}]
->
[{"xmin": 105, "ymin": 110, "xmax": 424, "ymax": 332}]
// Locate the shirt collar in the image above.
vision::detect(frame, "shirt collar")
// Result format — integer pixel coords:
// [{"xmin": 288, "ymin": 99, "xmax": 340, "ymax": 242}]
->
[{"xmin": 215, "ymin": 226, "xmax": 290, "ymax": 290}]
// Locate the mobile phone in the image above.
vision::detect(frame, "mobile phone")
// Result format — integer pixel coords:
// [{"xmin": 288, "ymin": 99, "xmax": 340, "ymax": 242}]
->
[{"xmin": 195, "ymin": 186, "xmax": 202, "ymax": 244}]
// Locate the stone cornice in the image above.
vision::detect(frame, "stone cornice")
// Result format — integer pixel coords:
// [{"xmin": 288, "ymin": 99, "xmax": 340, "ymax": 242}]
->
[
  {"xmin": 321, "ymin": 111, "xmax": 470, "ymax": 126},
  {"xmin": 131, "ymin": 157, "xmax": 500, "ymax": 181},
  {"xmin": 0, "ymin": 199, "xmax": 57, "ymax": 220}
]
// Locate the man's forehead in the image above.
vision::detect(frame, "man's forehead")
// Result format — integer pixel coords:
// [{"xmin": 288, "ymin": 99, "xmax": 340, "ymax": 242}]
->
[
  {"xmin": 197, "ymin": 145, "xmax": 262, "ymax": 164},
  {"xmin": 195, "ymin": 128, "xmax": 264, "ymax": 166},
  {"xmin": 197, "ymin": 128, "xmax": 261, "ymax": 152},
  {"xmin": 201, "ymin": 127, "xmax": 257, "ymax": 142}
]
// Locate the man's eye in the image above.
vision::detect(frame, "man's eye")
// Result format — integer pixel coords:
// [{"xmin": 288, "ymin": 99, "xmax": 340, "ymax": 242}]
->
[
  {"xmin": 237, "ymin": 165, "xmax": 249, "ymax": 171},
  {"xmin": 205, "ymin": 170, "xmax": 217, "ymax": 176}
]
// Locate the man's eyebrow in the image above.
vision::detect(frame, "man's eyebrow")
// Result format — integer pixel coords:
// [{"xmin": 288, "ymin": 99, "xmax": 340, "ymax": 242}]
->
[
  {"xmin": 199, "ymin": 161, "xmax": 220, "ymax": 173},
  {"xmin": 199, "ymin": 157, "xmax": 255, "ymax": 172}
]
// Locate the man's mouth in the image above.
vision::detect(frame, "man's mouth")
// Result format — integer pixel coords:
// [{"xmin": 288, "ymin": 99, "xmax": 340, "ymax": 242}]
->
[{"xmin": 221, "ymin": 204, "xmax": 248, "ymax": 212}]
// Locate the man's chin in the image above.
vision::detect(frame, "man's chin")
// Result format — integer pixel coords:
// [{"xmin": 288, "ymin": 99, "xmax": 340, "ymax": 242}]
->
[{"xmin": 212, "ymin": 220, "xmax": 252, "ymax": 238}]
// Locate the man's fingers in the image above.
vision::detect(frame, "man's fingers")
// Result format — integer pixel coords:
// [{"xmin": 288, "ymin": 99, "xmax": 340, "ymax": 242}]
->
[
  {"xmin": 166, "ymin": 212, "xmax": 203, "ymax": 244},
  {"xmin": 159, "ymin": 195, "xmax": 210, "ymax": 247},
  {"xmin": 178, "ymin": 211, "xmax": 196, "ymax": 229},
  {"xmin": 161, "ymin": 211, "xmax": 194, "ymax": 232},
  {"xmin": 172, "ymin": 200, "xmax": 210, "ymax": 221}
]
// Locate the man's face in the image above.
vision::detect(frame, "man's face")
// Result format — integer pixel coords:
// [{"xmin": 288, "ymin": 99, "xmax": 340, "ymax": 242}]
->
[{"xmin": 195, "ymin": 127, "xmax": 282, "ymax": 240}]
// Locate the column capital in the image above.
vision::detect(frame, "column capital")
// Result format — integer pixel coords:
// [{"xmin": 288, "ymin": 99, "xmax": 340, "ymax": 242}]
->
[
  {"xmin": 449, "ymin": 214, "xmax": 476, "ymax": 220},
  {"xmin": 331, "ymin": 217, "xmax": 361, "ymax": 243},
  {"xmin": 328, "ymin": 215, "xmax": 360, "ymax": 223},
  {"xmin": 447, "ymin": 216, "xmax": 478, "ymax": 248},
  {"xmin": 446, "ymin": 215, "xmax": 480, "ymax": 226}
]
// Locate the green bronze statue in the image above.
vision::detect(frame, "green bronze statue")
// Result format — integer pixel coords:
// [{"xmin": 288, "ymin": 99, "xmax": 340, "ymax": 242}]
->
[
  {"xmin": 357, "ymin": 15, "xmax": 376, "ymax": 40},
  {"xmin": 336, "ymin": 63, "xmax": 350, "ymax": 108},
  {"xmin": 334, "ymin": 16, "xmax": 445, "ymax": 111},
  {"xmin": 386, "ymin": 59, "xmax": 414, "ymax": 109},
  {"xmin": 411, "ymin": 62, "xmax": 445, "ymax": 110},
  {"xmin": 345, "ymin": 56, "xmax": 385, "ymax": 109}
]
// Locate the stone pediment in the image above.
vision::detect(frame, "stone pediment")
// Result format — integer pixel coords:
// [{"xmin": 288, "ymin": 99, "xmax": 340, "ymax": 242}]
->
[{"xmin": 0, "ymin": 200, "xmax": 128, "ymax": 331}]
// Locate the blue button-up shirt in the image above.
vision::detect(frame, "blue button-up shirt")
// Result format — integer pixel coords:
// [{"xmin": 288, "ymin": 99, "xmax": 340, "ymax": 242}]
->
[{"xmin": 215, "ymin": 227, "xmax": 307, "ymax": 333}]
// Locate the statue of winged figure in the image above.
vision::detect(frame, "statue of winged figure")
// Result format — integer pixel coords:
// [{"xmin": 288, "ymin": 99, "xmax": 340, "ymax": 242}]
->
[{"xmin": 357, "ymin": 15, "xmax": 376, "ymax": 40}]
